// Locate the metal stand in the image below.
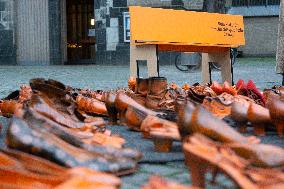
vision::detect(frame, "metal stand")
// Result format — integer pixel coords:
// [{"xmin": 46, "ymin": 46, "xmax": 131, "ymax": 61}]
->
[
  {"xmin": 209, "ymin": 62, "xmax": 213, "ymax": 84},
  {"xmin": 156, "ymin": 45, "xmax": 160, "ymax": 77}
]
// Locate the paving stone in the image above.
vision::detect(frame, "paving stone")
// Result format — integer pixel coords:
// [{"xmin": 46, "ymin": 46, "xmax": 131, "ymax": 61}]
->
[
  {"xmin": 0, "ymin": 57, "xmax": 279, "ymax": 98},
  {"xmin": 205, "ymin": 173, "xmax": 237, "ymax": 189},
  {"xmin": 121, "ymin": 182, "xmax": 141, "ymax": 189},
  {"xmin": 170, "ymin": 172, "xmax": 191, "ymax": 184},
  {"xmin": 122, "ymin": 172, "xmax": 150, "ymax": 188},
  {"xmin": 166, "ymin": 161, "xmax": 188, "ymax": 169},
  {"xmin": 140, "ymin": 163, "xmax": 184, "ymax": 176},
  {"xmin": 0, "ymin": 57, "xmax": 280, "ymax": 189}
]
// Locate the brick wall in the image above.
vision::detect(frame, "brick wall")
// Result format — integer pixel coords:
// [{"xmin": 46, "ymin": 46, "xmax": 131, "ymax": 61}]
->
[{"xmin": 240, "ymin": 16, "xmax": 279, "ymax": 57}]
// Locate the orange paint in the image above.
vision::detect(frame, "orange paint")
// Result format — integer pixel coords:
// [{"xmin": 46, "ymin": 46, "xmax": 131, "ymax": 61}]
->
[{"xmin": 129, "ymin": 6, "xmax": 245, "ymax": 49}]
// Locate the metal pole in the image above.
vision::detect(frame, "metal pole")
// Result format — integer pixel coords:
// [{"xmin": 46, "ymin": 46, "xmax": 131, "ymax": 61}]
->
[
  {"xmin": 156, "ymin": 45, "xmax": 160, "ymax": 77},
  {"xmin": 136, "ymin": 60, "xmax": 140, "ymax": 78},
  {"xmin": 230, "ymin": 48, "xmax": 234, "ymax": 85},
  {"xmin": 209, "ymin": 62, "xmax": 212, "ymax": 84}
]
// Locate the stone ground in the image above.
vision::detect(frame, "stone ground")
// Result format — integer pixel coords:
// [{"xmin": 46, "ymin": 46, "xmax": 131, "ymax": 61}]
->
[{"xmin": 0, "ymin": 57, "xmax": 281, "ymax": 188}]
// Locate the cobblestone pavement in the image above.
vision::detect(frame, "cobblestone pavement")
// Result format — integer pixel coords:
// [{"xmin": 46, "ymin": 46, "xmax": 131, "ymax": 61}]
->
[{"xmin": 0, "ymin": 57, "xmax": 280, "ymax": 188}]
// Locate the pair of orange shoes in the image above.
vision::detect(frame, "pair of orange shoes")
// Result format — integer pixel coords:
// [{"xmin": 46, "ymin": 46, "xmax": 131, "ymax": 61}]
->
[{"xmin": 0, "ymin": 149, "xmax": 121, "ymax": 189}]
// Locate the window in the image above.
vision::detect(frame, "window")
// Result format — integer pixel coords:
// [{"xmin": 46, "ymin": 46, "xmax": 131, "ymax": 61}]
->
[
  {"xmin": 268, "ymin": 0, "xmax": 280, "ymax": 5},
  {"xmin": 0, "ymin": 2, "xmax": 5, "ymax": 11},
  {"xmin": 232, "ymin": 0, "xmax": 280, "ymax": 7},
  {"xmin": 123, "ymin": 12, "xmax": 130, "ymax": 42}
]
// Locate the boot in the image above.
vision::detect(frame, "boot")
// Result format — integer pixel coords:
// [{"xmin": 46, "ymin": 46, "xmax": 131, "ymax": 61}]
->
[
  {"xmin": 145, "ymin": 77, "xmax": 167, "ymax": 110},
  {"xmin": 132, "ymin": 78, "xmax": 149, "ymax": 106}
]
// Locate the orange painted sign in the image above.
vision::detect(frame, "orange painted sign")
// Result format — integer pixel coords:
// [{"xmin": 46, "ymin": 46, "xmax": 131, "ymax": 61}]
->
[{"xmin": 129, "ymin": 6, "xmax": 245, "ymax": 48}]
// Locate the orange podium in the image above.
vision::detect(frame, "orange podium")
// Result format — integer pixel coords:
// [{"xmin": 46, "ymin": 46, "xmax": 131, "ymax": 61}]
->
[{"xmin": 129, "ymin": 6, "xmax": 245, "ymax": 84}]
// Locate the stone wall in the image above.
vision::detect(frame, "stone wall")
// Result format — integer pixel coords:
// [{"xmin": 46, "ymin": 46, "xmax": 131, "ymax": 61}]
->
[
  {"xmin": 0, "ymin": 0, "xmax": 16, "ymax": 65},
  {"xmin": 95, "ymin": 0, "xmax": 129, "ymax": 65},
  {"xmin": 240, "ymin": 16, "xmax": 278, "ymax": 57},
  {"xmin": 94, "ymin": 0, "xmax": 204, "ymax": 65},
  {"xmin": 127, "ymin": 0, "xmax": 204, "ymax": 9}
]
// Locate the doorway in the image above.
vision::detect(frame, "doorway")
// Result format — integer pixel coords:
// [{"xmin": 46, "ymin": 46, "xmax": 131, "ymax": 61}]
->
[{"xmin": 66, "ymin": 0, "xmax": 95, "ymax": 64}]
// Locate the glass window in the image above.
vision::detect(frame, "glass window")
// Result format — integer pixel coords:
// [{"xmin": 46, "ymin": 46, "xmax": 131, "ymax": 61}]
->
[
  {"xmin": 232, "ymin": 0, "xmax": 280, "ymax": 7},
  {"xmin": 0, "ymin": 2, "xmax": 5, "ymax": 11},
  {"xmin": 0, "ymin": 0, "xmax": 15, "ymax": 60}
]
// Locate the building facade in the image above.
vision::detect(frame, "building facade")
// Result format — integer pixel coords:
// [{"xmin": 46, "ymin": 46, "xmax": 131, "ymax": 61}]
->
[
  {"xmin": 0, "ymin": 0, "xmax": 66, "ymax": 65},
  {"xmin": 94, "ymin": 0, "xmax": 205, "ymax": 65},
  {"xmin": 0, "ymin": 0, "xmax": 15, "ymax": 65},
  {"xmin": 0, "ymin": 0, "xmax": 279, "ymax": 66},
  {"xmin": 229, "ymin": 0, "xmax": 280, "ymax": 57},
  {"xmin": 0, "ymin": 0, "xmax": 205, "ymax": 65}
]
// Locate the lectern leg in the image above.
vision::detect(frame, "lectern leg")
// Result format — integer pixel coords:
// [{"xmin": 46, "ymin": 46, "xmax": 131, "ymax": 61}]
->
[
  {"xmin": 130, "ymin": 44, "xmax": 158, "ymax": 78},
  {"xmin": 220, "ymin": 50, "xmax": 232, "ymax": 85},
  {"xmin": 201, "ymin": 53, "xmax": 210, "ymax": 84}
]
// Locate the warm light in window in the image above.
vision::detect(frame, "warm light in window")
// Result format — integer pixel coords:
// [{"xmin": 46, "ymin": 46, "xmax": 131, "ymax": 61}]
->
[{"xmin": 91, "ymin": 19, "xmax": 95, "ymax": 26}]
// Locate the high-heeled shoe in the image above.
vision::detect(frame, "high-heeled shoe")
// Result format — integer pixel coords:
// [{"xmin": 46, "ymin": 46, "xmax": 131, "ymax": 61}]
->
[
  {"xmin": 29, "ymin": 94, "xmax": 86, "ymax": 129},
  {"xmin": 29, "ymin": 78, "xmax": 67, "ymax": 99},
  {"xmin": 178, "ymin": 104, "xmax": 256, "ymax": 144},
  {"xmin": 0, "ymin": 150, "xmax": 121, "ymax": 189},
  {"xmin": 183, "ymin": 134, "xmax": 284, "ymax": 189},
  {"xmin": 236, "ymin": 79, "xmax": 266, "ymax": 107},
  {"xmin": 125, "ymin": 105, "xmax": 149, "ymax": 131},
  {"xmin": 19, "ymin": 84, "xmax": 33, "ymax": 103},
  {"xmin": 104, "ymin": 92, "xmax": 118, "ymax": 124},
  {"xmin": 247, "ymin": 102, "xmax": 271, "ymax": 136},
  {"xmin": 115, "ymin": 92, "xmax": 157, "ymax": 130},
  {"xmin": 231, "ymin": 101, "xmax": 249, "ymax": 133},
  {"xmin": 202, "ymin": 93, "xmax": 234, "ymax": 118},
  {"xmin": 0, "ymin": 149, "xmax": 68, "ymax": 188},
  {"xmin": 22, "ymin": 107, "xmax": 141, "ymax": 161},
  {"xmin": 7, "ymin": 116, "xmax": 138, "ymax": 175},
  {"xmin": 114, "ymin": 91, "xmax": 135, "ymax": 125},
  {"xmin": 268, "ymin": 97, "xmax": 284, "ymax": 138},
  {"xmin": 188, "ymin": 83, "xmax": 216, "ymax": 104},
  {"xmin": 0, "ymin": 99, "xmax": 22, "ymax": 117},
  {"xmin": 76, "ymin": 95, "xmax": 108, "ymax": 116},
  {"xmin": 141, "ymin": 115, "xmax": 180, "ymax": 152}
]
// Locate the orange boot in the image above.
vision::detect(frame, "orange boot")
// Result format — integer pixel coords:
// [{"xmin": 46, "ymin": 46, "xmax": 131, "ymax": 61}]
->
[{"xmin": 145, "ymin": 77, "xmax": 167, "ymax": 110}]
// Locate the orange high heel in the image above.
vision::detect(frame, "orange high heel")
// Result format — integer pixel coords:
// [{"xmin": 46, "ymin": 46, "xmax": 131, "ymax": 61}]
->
[
  {"xmin": 247, "ymin": 103, "xmax": 271, "ymax": 136},
  {"xmin": 76, "ymin": 95, "xmax": 108, "ymax": 115},
  {"xmin": 269, "ymin": 97, "xmax": 284, "ymax": 138},
  {"xmin": 183, "ymin": 134, "xmax": 284, "ymax": 189},
  {"xmin": 141, "ymin": 115, "xmax": 180, "ymax": 152},
  {"xmin": 231, "ymin": 101, "xmax": 249, "ymax": 133}
]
